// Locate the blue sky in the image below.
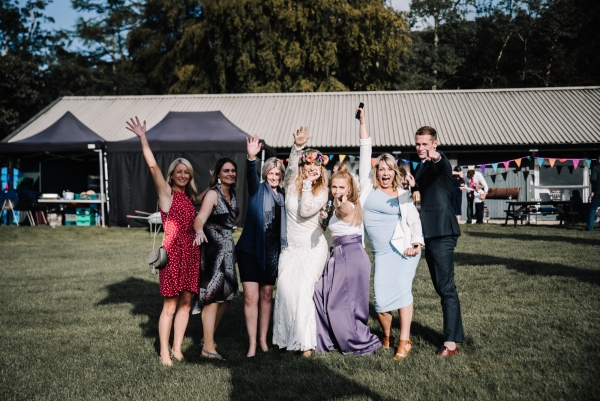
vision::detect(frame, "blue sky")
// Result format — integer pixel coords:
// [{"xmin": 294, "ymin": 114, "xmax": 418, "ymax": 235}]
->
[{"xmin": 41, "ymin": 0, "xmax": 411, "ymax": 32}]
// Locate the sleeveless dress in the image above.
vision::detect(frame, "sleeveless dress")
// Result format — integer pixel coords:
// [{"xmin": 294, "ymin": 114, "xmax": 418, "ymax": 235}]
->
[
  {"xmin": 192, "ymin": 184, "xmax": 239, "ymax": 312},
  {"xmin": 363, "ymin": 189, "xmax": 420, "ymax": 312},
  {"xmin": 313, "ymin": 212, "xmax": 382, "ymax": 355},
  {"xmin": 158, "ymin": 190, "xmax": 200, "ymax": 297},
  {"xmin": 272, "ymin": 145, "xmax": 329, "ymax": 351}
]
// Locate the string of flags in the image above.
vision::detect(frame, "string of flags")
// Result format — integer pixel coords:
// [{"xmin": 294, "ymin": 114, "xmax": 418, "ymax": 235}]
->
[{"xmin": 280, "ymin": 154, "xmax": 595, "ymax": 174}]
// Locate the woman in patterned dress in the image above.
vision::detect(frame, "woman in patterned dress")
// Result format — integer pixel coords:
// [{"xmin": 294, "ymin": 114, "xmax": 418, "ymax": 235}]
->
[
  {"xmin": 235, "ymin": 134, "xmax": 287, "ymax": 357},
  {"xmin": 192, "ymin": 157, "xmax": 239, "ymax": 359},
  {"xmin": 272, "ymin": 126, "xmax": 330, "ymax": 358},
  {"xmin": 126, "ymin": 116, "xmax": 200, "ymax": 366}
]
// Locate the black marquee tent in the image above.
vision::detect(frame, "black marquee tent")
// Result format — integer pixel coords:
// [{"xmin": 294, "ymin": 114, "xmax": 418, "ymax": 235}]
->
[{"xmin": 107, "ymin": 111, "xmax": 273, "ymax": 227}]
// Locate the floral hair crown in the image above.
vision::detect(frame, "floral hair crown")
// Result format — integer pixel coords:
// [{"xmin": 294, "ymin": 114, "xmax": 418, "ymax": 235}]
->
[{"xmin": 299, "ymin": 149, "xmax": 329, "ymax": 166}]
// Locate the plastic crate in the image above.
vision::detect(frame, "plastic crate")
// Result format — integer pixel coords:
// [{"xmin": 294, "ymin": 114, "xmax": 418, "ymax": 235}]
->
[
  {"xmin": 76, "ymin": 208, "xmax": 92, "ymax": 216},
  {"xmin": 76, "ymin": 214, "xmax": 96, "ymax": 226},
  {"xmin": 65, "ymin": 212, "xmax": 77, "ymax": 226}
]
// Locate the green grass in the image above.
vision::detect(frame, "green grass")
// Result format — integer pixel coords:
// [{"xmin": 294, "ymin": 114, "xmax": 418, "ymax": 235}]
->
[{"xmin": 0, "ymin": 224, "xmax": 599, "ymax": 400}]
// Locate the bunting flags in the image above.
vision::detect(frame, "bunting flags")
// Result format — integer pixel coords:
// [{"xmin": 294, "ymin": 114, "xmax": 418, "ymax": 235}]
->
[
  {"xmin": 412, "ymin": 161, "xmax": 419, "ymax": 170},
  {"xmin": 549, "ymin": 158, "xmax": 556, "ymax": 167},
  {"xmin": 491, "ymin": 163, "xmax": 498, "ymax": 172},
  {"xmin": 371, "ymin": 158, "xmax": 376, "ymax": 167},
  {"xmin": 573, "ymin": 159, "xmax": 580, "ymax": 170},
  {"xmin": 468, "ymin": 165, "xmax": 475, "ymax": 170},
  {"xmin": 348, "ymin": 155, "xmax": 356, "ymax": 164},
  {"xmin": 556, "ymin": 165, "xmax": 563, "ymax": 175},
  {"xmin": 537, "ymin": 158, "xmax": 544, "ymax": 168},
  {"xmin": 479, "ymin": 164, "xmax": 486, "ymax": 175},
  {"xmin": 585, "ymin": 160, "xmax": 592, "ymax": 169},
  {"xmin": 339, "ymin": 155, "xmax": 346, "ymax": 164},
  {"xmin": 515, "ymin": 158, "xmax": 522, "ymax": 168},
  {"xmin": 502, "ymin": 161, "xmax": 510, "ymax": 170}
]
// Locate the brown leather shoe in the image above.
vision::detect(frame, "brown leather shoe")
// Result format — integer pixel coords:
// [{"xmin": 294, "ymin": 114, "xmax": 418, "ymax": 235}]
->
[
  {"xmin": 436, "ymin": 346, "xmax": 459, "ymax": 357},
  {"xmin": 393, "ymin": 339, "xmax": 412, "ymax": 360},
  {"xmin": 382, "ymin": 336, "xmax": 394, "ymax": 349}
]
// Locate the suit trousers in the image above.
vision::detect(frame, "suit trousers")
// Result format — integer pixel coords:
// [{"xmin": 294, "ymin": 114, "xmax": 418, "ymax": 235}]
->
[
  {"xmin": 466, "ymin": 193, "xmax": 474, "ymax": 223},
  {"xmin": 424, "ymin": 235, "xmax": 464, "ymax": 343}
]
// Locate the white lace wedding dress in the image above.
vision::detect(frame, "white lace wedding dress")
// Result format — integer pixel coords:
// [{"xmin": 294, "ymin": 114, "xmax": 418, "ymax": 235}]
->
[{"xmin": 272, "ymin": 144, "xmax": 329, "ymax": 351}]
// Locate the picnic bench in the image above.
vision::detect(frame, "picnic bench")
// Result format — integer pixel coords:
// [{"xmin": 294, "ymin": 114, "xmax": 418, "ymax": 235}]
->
[{"xmin": 503, "ymin": 200, "xmax": 575, "ymax": 227}]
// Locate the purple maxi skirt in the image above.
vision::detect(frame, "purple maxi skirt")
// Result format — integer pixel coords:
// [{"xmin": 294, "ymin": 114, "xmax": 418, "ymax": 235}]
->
[{"xmin": 313, "ymin": 235, "xmax": 382, "ymax": 355}]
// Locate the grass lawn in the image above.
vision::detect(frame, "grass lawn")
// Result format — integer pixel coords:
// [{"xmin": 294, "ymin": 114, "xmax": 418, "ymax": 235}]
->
[{"xmin": 0, "ymin": 224, "xmax": 599, "ymax": 400}]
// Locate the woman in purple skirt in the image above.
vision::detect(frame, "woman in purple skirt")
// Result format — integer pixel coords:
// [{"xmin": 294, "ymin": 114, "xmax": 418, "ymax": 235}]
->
[{"xmin": 313, "ymin": 165, "xmax": 382, "ymax": 355}]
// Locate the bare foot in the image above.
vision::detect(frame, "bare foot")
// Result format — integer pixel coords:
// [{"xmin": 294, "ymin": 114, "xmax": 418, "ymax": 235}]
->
[
  {"xmin": 160, "ymin": 353, "xmax": 172, "ymax": 366},
  {"xmin": 301, "ymin": 350, "xmax": 312, "ymax": 358},
  {"xmin": 260, "ymin": 343, "xmax": 269, "ymax": 352},
  {"xmin": 247, "ymin": 343, "xmax": 257, "ymax": 358},
  {"xmin": 170, "ymin": 349, "xmax": 184, "ymax": 361}
]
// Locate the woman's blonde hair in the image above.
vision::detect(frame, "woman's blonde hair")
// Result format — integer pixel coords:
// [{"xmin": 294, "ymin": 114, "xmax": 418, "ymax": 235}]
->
[
  {"xmin": 331, "ymin": 164, "xmax": 362, "ymax": 226},
  {"xmin": 295, "ymin": 150, "xmax": 328, "ymax": 196},
  {"xmin": 261, "ymin": 157, "xmax": 286, "ymax": 187},
  {"xmin": 166, "ymin": 158, "xmax": 198, "ymax": 201},
  {"xmin": 371, "ymin": 153, "xmax": 408, "ymax": 191}
]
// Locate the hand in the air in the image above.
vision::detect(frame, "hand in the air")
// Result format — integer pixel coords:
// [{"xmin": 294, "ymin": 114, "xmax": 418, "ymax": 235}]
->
[
  {"xmin": 125, "ymin": 116, "xmax": 147, "ymax": 138},
  {"xmin": 293, "ymin": 126, "xmax": 312, "ymax": 148},
  {"xmin": 246, "ymin": 133, "xmax": 262, "ymax": 160}
]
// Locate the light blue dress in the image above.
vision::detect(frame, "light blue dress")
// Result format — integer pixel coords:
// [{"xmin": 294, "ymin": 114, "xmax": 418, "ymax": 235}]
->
[{"xmin": 363, "ymin": 189, "xmax": 420, "ymax": 312}]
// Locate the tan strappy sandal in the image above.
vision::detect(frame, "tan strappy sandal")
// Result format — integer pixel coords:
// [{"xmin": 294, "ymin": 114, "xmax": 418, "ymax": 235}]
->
[{"xmin": 393, "ymin": 339, "xmax": 412, "ymax": 360}]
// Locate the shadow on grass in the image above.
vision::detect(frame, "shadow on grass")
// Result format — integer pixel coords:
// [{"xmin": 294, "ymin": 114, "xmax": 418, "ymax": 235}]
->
[
  {"xmin": 97, "ymin": 279, "xmax": 394, "ymax": 400},
  {"xmin": 455, "ymin": 253, "xmax": 600, "ymax": 286},
  {"xmin": 96, "ymin": 277, "xmax": 162, "ymax": 351},
  {"xmin": 467, "ymin": 231, "xmax": 600, "ymax": 247}
]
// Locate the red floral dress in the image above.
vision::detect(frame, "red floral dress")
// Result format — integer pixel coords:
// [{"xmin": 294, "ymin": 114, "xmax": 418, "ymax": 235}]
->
[{"xmin": 158, "ymin": 190, "xmax": 200, "ymax": 297}]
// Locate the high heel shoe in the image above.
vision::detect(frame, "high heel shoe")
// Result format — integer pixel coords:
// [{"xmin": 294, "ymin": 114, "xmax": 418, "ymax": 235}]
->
[
  {"xmin": 393, "ymin": 339, "xmax": 412, "ymax": 360},
  {"xmin": 382, "ymin": 336, "xmax": 394, "ymax": 349}
]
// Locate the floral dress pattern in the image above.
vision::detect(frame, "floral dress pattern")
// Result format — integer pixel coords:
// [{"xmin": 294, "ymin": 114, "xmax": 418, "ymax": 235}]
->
[{"xmin": 192, "ymin": 184, "xmax": 239, "ymax": 313}]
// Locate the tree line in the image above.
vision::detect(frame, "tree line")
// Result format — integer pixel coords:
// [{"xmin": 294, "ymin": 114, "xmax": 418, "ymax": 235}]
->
[{"xmin": 1, "ymin": 0, "xmax": 598, "ymax": 140}]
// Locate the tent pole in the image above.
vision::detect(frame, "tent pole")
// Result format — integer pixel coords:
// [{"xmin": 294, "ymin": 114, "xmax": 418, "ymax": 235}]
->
[
  {"xmin": 95, "ymin": 149, "xmax": 106, "ymax": 228},
  {"xmin": 261, "ymin": 149, "xmax": 265, "ymax": 171},
  {"xmin": 104, "ymin": 152, "xmax": 109, "ymax": 214}
]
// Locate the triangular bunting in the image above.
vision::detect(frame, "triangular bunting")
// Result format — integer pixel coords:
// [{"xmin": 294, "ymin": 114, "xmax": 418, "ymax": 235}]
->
[
  {"xmin": 468, "ymin": 165, "xmax": 475, "ymax": 170},
  {"xmin": 585, "ymin": 160, "xmax": 591, "ymax": 169},
  {"xmin": 402, "ymin": 159, "xmax": 409, "ymax": 164},
  {"xmin": 479, "ymin": 164, "xmax": 486, "ymax": 175},
  {"xmin": 329, "ymin": 154, "xmax": 334, "ymax": 161},
  {"xmin": 515, "ymin": 158, "xmax": 522, "ymax": 168},
  {"xmin": 371, "ymin": 158, "xmax": 376, "ymax": 167},
  {"xmin": 556, "ymin": 165, "xmax": 563, "ymax": 175},
  {"xmin": 412, "ymin": 161, "xmax": 419, "ymax": 170},
  {"xmin": 502, "ymin": 161, "xmax": 510, "ymax": 170},
  {"xmin": 339, "ymin": 155, "xmax": 346, "ymax": 164},
  {"xmin": 491, "ymin": 163, "xmax": 498, "ymax": 172},
  {"xmin": 395, "ymin": 158, "xmax": 399, "ymax": 164},
  {"xmin": 567, "ymin": 166, "xmax": 574, "ymax": 175},
  {"xmin": 348, "ymin": 155, "xmax": 356, "ymax": 163},
  {"xmin": 559, "ymin": 158, "xmax": 566, "ymax": 163},
  {"xmin": 573, "ymin": 159, "xmax": 580, "ymax": 169},
  {"xmin": 549, "ymin": 158, "xmax": 556, "ymax": 167},
  {"xmin": 537, "ymin": 157, "xmax": 544, "ymax": 168}
]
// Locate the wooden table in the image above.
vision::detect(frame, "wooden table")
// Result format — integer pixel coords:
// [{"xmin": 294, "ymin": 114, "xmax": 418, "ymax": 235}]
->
[
  {"xmin": 38, "ymin": 198, "xmax": 107, "ymax": 227},
  {"xmin": 503, "ymin": 200, "xmax": 573, "ymax": 227}
]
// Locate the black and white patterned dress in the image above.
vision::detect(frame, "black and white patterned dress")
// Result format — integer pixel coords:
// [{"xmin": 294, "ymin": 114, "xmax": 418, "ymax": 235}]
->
[{"xmin": 193, "ymin": 184, "xmax": 239, "ymax": 311}]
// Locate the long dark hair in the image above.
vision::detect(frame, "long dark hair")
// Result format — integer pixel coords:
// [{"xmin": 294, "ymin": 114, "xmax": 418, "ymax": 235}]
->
[{"xmin": 210, "ymin": 157, "xmax": 238, "ymax": 188}]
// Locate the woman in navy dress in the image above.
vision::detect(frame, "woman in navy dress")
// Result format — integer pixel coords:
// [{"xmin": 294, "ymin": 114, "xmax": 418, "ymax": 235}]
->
[{"xmin": 235, "ymin": 134, "xmax": 287, "ymax": 357}]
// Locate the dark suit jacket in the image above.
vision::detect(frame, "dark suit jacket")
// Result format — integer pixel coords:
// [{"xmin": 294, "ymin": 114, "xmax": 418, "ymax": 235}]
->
[{"xmin": 414, "ymin": 151, "xmax": 461, "ymax": 239}]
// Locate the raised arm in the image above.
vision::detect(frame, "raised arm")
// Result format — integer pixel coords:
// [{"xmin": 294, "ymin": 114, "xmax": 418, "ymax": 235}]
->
[
  {"xmin": 283, "ymin": 126, "xmax": 311, "ymax": 189},
  {"xmin": 126, "ymin": 117, "xmax": 172, "ymax": 211},
  {"xmin": 357, "ymin": 104, "xmax": 372, "ymax": 192},
  {"xmin": 246, "ymin": 133, "xmax": 262, "ymax": 196}
]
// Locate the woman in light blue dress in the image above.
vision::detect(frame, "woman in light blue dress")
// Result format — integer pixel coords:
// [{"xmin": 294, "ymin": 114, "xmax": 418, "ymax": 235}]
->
[{"xmin": 356, "ymin": 104, "xmax": 424, "ymax": 360}]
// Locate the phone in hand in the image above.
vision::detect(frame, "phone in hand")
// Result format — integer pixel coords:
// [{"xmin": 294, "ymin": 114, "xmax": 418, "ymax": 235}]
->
[{"xmin": 355, "ymin": 102, "xmax": 364, "ymax": 120}]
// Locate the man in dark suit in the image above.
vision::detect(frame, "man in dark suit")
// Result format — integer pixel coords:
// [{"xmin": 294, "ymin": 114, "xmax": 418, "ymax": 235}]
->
[{"xmin": 414, "ymin": 126, "xmax": 464, "ymax": 356}]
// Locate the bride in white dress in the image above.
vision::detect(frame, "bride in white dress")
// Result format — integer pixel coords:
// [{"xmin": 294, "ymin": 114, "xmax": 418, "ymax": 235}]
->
[{"xmin": 272, "ymin": 126, "xmax": 329, "ymax": 356}]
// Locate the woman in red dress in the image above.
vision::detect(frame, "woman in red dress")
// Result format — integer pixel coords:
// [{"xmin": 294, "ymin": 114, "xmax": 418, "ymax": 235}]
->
[{"xmin": 126, "ymin": 117, "xmax": 200, "ymax": 366}]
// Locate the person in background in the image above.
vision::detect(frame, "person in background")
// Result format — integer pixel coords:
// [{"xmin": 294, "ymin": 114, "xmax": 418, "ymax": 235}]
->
[
  {"xmin": 272, "ymin": 127, "xmax": 329, "ymax": 358},
  {"xmin": 452, "ymin": 166, "xmax": 465, "ymax": 223},
  {"xmin": 465, "ymin": 169, "xmax": 488, "ymax": 224},
  {"xmin": 192, "ymin": 157, "xmax": 239, "ymax": 360},
  {"xmin": 235, "ymin": 135, "xmax": 287, "ymax": 357},
  {"xmin": 313, "ymin": 164, "xmax": 381, "ymax": 356},
  {"xmin": 414, "ymin": 126, "xmax": 464, "ymax": 357},
  {"xmin": 126, "ymin": 117, "xmax": 200, "ymax": 366},
  {"xmin": 357, "ymin": 104, "xmax": 424, "ymax": 360},
  {"xmin": 585, "ymin": 155, "xmax": 600, "ymax": 231},
  {"xmin": 474, "ymin": 183, "xmax": 485, "ymax": 224}
]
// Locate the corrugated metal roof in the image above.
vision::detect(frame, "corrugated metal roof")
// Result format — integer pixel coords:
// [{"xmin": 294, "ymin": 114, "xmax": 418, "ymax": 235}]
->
[{"xmin": 5, "ymin": 87, "xmax": 600, "ymax": 149}]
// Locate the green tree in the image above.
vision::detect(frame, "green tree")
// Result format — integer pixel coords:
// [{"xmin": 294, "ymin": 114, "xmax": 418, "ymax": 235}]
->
[{"xmin": 129, "ymin": 0, "xmax": 410, "ymax": 94}]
